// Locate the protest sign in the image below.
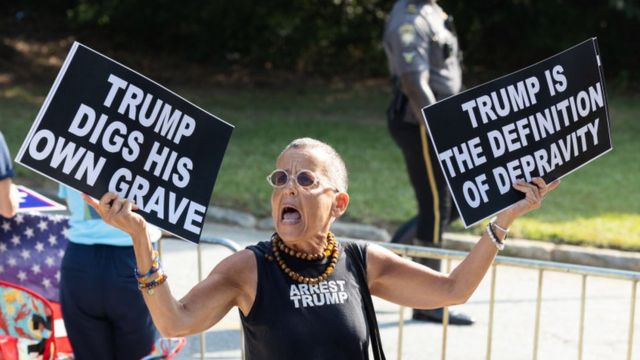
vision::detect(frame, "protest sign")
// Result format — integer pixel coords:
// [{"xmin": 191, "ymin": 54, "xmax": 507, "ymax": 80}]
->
[
  {"xmin": 16, "ymin": 42, "xmax": 234, "ymax": 243},
  {"xmin": 422, "ymin": 38, "xmax": 612, "ymax": 227},
  {"xmin": 17, "ymin": 185, "xmax": 67, "ymax": 212}
]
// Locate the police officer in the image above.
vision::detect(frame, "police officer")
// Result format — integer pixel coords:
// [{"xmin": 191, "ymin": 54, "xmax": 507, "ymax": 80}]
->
[{"xmin": 384, "ymin": 0, "xmax": 473, "ymax": 325}]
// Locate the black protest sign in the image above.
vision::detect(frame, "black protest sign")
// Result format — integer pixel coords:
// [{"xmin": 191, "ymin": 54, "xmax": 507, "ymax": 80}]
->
[
  {"xmin": 16, "ymin": 42, "xmax": 234, "ymax": 243},
  {"xmin": 422, "ymin": 38, "xmax": 611, "ymax": 227}
]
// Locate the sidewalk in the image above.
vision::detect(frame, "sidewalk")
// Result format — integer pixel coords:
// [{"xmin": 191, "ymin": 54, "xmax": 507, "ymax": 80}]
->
[{"xmin": 163, "ymin": 221, "xmax": 639, "ymax": 360}]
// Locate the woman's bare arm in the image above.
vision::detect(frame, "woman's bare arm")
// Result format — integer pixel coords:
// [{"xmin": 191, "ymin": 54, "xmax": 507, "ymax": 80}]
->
[
  {"xmin": 367, "ymin": 177, "xmax": 560, "ymax": 309},
  {"xmin": 84, "ymin": 193, "xmax": 256, "ymax": 337}
]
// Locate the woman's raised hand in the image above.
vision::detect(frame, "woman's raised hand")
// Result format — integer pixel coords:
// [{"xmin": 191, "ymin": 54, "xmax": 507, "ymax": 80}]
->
[
  {"xmin": 82, "ymin": 192, "xmax": 148, "ymax": 238},
  {"xmin": 497, "ymin": 177, "xmax": 561, "ymax": 226}
]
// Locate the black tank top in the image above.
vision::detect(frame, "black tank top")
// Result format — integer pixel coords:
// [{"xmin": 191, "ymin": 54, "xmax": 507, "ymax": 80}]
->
[{"xmin": 240, "ymin": 239, "xmax": 370, "ymax": 360}]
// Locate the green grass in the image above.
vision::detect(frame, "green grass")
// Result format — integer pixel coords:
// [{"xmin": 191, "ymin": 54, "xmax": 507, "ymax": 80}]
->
[
  {"xmin": 1, "ymin": 83, "xmax": 639, "ymax": 251},
  {"xmin": 178, "ymin": 83, "xmax": 416, "ymax": 225}
]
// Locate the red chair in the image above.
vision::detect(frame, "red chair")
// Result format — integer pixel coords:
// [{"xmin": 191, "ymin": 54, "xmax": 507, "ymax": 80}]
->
[
  {"xmin": 0, "ymin": 280, "xmax": 57, "ymax": 359},
  {"xmin": 142, "ymin": 337, "xmax": 187, "ymax": 360}
]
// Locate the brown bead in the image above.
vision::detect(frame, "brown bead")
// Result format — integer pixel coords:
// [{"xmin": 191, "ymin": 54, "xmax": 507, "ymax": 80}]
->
[{"xmin": 271, "ymin": 231, "xmax": 342, "ymax": 284}]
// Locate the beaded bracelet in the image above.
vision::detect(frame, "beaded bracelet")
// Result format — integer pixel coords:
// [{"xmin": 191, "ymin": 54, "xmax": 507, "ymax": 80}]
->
[
  {"xmin": 135, "ymin": 250, "xmax": 168, "ymax": 295},
  {"xmin": 486, "ymin": 222, "xmax": 505, "ymax": 251},
  {"xmin": 139, "ymin": 273, "xmax": 168, "ymax": 295},
  {"xmin": 138, "ymin": 272, "xmax": 167, "ymax": 289},
  {"xmin": 135, "ymin": 251, "xmax": 160, "ymax": 281},
  {"xmin": 137, "ymin": 267, "xmax": 165, "ymax": 285}
]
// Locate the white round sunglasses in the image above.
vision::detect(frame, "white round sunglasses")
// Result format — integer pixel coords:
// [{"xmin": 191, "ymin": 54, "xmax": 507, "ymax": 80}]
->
[{"xmin": 266, "ymin": 169, "xmax": 339, "ymax": 192}]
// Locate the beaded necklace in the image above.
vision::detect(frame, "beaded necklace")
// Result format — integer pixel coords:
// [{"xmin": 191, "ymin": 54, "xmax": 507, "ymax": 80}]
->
[{"xmin": 269, "ymin": 232, "xmax": 340, "ymax": 285}]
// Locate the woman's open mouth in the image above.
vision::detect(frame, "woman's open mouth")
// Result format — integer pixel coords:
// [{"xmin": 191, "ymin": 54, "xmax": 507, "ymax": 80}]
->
[{"xmin": 281, "ymin": 206, "xmax": 301, "ymax": 225}]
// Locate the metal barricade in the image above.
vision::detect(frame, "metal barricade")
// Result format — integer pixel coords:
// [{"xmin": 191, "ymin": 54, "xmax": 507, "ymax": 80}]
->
[
  {"xmin": 381, "ymin": 243, "xmax": 640, "ymax": 360},
  {"xmin": 158, "ymin": 237, "xmax": 638, "ymax": 360}
]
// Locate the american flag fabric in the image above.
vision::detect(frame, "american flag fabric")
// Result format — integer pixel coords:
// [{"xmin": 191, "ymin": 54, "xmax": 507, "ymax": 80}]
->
[{"xmin": 0, "ymin": 212, "xmax": 69, "ymax": 302}]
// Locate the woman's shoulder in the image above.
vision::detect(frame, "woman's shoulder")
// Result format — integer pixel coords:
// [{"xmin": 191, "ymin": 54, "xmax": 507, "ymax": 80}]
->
[
  {"xmin": 339, "ymin": 238, "xmax": 369, "ymax": 253},
  {"xmin": 245, "ymin": 240, "xmax": 271, "ymax": 257},
  {"xmin": 339, "ymin": 239, "xmax": 371, "ymax": 268}
]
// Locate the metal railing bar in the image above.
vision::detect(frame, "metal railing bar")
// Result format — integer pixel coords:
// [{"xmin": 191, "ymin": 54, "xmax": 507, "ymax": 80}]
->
[
  {"xmin": 441, "ymin": 258, "xmax": 452, "ymax": 360},
  {"xmin": 578, "ymin": 274, "xmax": 587, "ymax": 360},
  {"xmin": 380, "ymin": 243, "xmax": 640, "ymax": 281},
  {"xmin": 628, "ymin": 280, "xmax": 637, "ymax": 360},
  {"xmin": 198, "ymin": 244, "xmax": 205, "ymax": 360},
  {"xmin": 158, "ymin": 235, "xmax": 244, "ymax": 254},
  {"xmin": 486, "ymin": 264, "xmax": 497, "ymax": 360},
  {"xmin": 532, "ymin": 269, "xmax": 544, "ymax": 360},
  {"xmin": 397, "ymin": 255, "xmax": 408, "ymax": 360},
  {"xmin": 199, "ymin": 235, "xmax": 245, "ymax": 252},
  {"xmin": 397, "ymin": 305, "xmax": 405, "ymax": 360}
]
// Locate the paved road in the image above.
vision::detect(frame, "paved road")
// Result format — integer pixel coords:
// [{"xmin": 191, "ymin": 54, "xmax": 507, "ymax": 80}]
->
[{"xmin": 160, "ymin": 222, "xmax": 639, "ymax": 360}]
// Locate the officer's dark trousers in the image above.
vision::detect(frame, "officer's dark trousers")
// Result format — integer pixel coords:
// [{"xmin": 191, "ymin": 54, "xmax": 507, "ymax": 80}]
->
[
  {"xmin": 387, "ymin": 112, "xmax": 457, "ymax": 272},
  {"xmin": 60, "ymin": 242, "xmax": 157, "ymax": 360}
]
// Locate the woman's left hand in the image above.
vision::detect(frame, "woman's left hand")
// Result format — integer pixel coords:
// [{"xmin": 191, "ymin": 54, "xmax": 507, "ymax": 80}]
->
[{"xmin": 495, "ymin": 177, "xmax": 561, "ymax": 227}]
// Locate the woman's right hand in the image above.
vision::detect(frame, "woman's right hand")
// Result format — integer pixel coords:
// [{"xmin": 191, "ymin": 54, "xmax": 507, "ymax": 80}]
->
[{"xmin": 83, "ymin": 192, "xmax": 149, "ymax": 239}]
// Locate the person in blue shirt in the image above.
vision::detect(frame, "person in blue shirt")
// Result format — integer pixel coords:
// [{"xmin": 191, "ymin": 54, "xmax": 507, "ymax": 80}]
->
[
  {"xmin": 59, "ymin": 185, "xmax": 162, "ymax": 359},
  {"xmin": 0, "ymin": 131, "xmax": 19, "ymax": 218}
]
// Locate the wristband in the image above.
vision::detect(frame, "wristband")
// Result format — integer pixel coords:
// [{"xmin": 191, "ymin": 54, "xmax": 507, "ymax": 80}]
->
[
  {"xmin": 486, "ymin": 222, "xmax": 505, "ymax": 251},
  {"xmin": 490, "ymin": 217, "xmax": 510, "ymax": 233}
]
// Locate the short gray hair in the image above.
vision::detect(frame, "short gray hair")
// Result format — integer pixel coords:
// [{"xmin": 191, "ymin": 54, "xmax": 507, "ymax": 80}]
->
[{"xmin": 279, "ymin": 138, "xmax": 348, "ymax": 192}]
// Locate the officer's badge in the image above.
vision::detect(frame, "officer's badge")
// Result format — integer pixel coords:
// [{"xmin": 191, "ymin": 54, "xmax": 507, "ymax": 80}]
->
[
  {"xmin": 398, "ymin": 24, "xmax": 416, "ymax": 46},
  {"xmin": 406, "ymin": 3, "xmax": 417, "ymax": 14},
  {"xmin": 402, "ymin": 52, "xmax": 415, "ymax": 64}
]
